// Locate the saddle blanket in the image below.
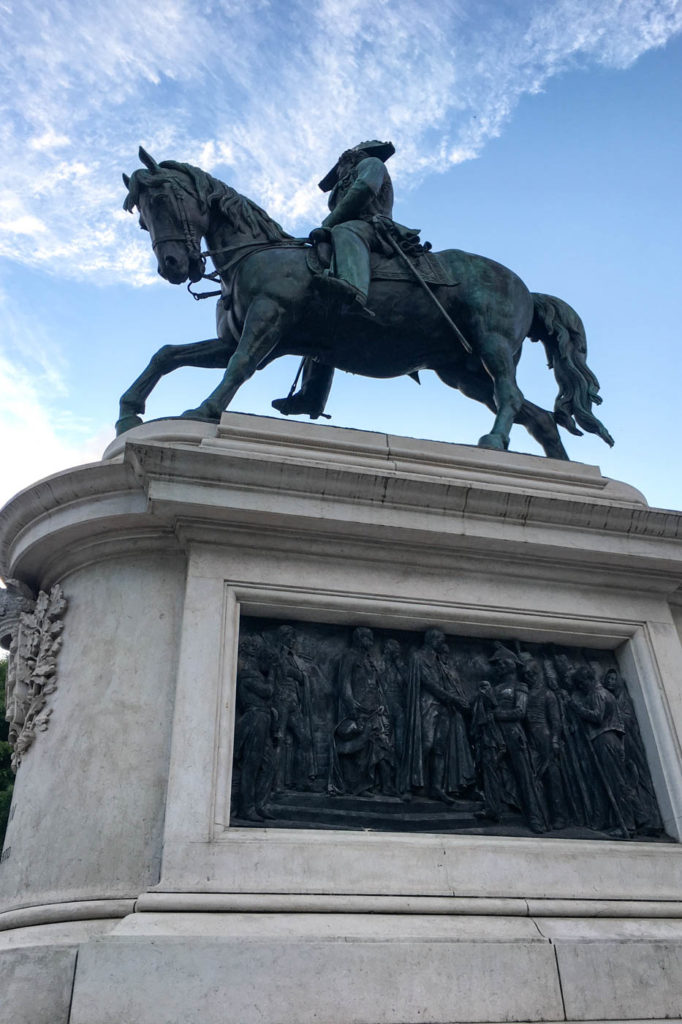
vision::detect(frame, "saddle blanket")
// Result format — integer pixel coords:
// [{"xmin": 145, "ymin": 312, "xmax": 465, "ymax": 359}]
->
[{"xmin": 307, "ymin": 246, "xmax": 457, "ymax": 288}]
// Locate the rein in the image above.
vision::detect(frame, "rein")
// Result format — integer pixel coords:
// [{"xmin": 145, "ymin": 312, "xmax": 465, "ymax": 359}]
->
[
  {"xmin": 188, "ymin": 237, "xmax": 311, "ymax": 301},
  {"xmin": 150, "ymin": 172, "xmax": 311, "ymax": 302}
]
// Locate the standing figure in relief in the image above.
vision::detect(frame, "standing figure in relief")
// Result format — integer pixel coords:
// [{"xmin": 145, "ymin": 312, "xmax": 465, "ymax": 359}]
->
[
  {"xmin": 470, "ymin": 675, "xmax": 507, "ymax": 822},
  {"xmin": 329, "ymin": 627, "xmax": 395, "ymax": 796},
  {"xmin": 435, "ymin": 639, "xmax": 476, "ymax": 796},
  {"xmin": 405, "ymin": 629, "xmax": 474, "ymax": 804},
  {"xmin": 489, "ymin": 643, "xmax": 547, "ymax": 833},
  {"xmin": 380, "ymin": 638, "xmax": 408, "ymax": 794},
  {"xmin": 270, "ymin": 625, "xmax": 315, "ymax": 793},
  {"xmin": 234, "ymin": 634, "xmax": 275, "ymax": 821},
  {"xmin": 569, "ymin": 665, "xmax": 635, "ymax": 837},
  {"xmin": 546, "ymin": 652, "xmax": 599, "ymax": 828},
  {"xmin": 602, "ymin": 668, "xmax": 661, "ymax": 833},
  {"xmin": 519, "ymin": 653, "xmax": 568, "ymax": 830}
]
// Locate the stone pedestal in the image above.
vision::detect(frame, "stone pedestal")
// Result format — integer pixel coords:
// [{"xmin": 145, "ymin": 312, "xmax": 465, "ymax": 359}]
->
[{"xmin": 1, "ymin": 414, "xmax": 681, "ymax": 1024}]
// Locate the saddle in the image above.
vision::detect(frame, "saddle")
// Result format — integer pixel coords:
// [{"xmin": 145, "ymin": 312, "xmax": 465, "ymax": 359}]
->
[{"xmin": 307, "ymin": 238, "xmax": 457, "ymax": 288}]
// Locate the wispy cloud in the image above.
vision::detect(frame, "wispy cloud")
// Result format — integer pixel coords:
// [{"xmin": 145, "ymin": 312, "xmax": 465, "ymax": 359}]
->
[
  {"xmin": 1, "ymin": 0, "xmax": 680, "ymax": 284},
  {"xmin": 0, "ymin": 296, "xmax": 110, "ymax": 507}
]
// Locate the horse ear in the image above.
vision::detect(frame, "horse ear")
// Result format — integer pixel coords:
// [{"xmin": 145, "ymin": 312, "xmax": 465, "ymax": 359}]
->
[
  {"xmin": 122, "ymin": 173, "xmax": 131, "ymax": 189},
  {"xmin": 138, "ymin": 146, "xmax": 160, "ymax": 173}
]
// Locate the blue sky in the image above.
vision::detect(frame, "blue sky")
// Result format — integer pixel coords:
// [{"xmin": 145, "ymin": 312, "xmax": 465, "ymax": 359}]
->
[{"xmin": 1, "ymin": 0, "xmax": 681, "ymax": 510}]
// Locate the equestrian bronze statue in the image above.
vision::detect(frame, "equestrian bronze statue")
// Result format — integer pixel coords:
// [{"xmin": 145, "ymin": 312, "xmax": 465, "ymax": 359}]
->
[{"xmin": 118, "ymin": 143, "xmax": 613, "ymax": 460}]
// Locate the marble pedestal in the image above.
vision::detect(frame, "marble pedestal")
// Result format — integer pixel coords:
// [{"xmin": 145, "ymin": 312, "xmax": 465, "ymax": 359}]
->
[{"xmin": 1, "ymin": 414, "xmax": 681, "ymax": 1024}]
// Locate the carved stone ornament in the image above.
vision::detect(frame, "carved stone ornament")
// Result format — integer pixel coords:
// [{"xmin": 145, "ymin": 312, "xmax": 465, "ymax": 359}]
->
[
  {"xmin": 0, "ymin": 578, "xmax": 35, "ymax": 652},
  {"xmin": 4, "ymin": 584, "xmax": 67, "ymax": 771},
  {"xmin": 231, "ymin": 617, "xmax": 667, "ymax": 842}
]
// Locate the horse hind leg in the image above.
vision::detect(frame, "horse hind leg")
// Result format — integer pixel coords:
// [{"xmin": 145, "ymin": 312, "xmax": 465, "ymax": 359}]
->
[
  {"xmin": 475, "ymin": 332, "xmax": 524, "ymax": 452},
  {"xmin": 116, "ymin": 337, "xmax": 231, "ymax": 435},
  {"xmin": 436, "ymin": 363, "xmax": 567, "ymax": 460},
  {"xmin": 515, "ymin": 400, "xmax": 569, "ymax": 460}
]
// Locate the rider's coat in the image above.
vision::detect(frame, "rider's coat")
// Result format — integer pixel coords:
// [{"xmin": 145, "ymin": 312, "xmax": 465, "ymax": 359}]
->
[
  {"xmin": 321, "ymin": 156, "xmax": 395, "ymax": 302},
  {"xmin": 324, "ymin": 156, "xmax": 394, "ymax": 226}
]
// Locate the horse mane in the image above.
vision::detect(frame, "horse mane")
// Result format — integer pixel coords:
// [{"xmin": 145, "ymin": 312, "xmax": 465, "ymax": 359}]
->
[{"xmin": 123, "ymin": 160, "xmax": 292, "ymax": 242}]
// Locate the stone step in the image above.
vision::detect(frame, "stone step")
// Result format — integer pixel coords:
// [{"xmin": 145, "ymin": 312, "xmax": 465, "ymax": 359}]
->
[
  {"xmin": 270, "ymin": 790, "xmax": 481, "ymax": 815},
  {"xmin": 232, "ymin": 789, "xmax": 487, "ymax": 832}
]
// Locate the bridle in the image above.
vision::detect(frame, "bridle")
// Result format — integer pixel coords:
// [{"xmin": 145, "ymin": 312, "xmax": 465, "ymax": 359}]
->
[
  {"xmin": 148, "ymin": 177, "xmax": 206, "ymax": 279},
  {"xmin": 145, "ymin": 174, "xmax": 309, "ymax": 301}
]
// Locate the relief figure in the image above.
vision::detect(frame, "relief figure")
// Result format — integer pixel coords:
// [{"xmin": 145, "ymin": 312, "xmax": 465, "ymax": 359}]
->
[
  {"xmin": 234, "ymin": 635, "xmax": 275, "ymax": 821},
  {"xmin": 569, "ymin": 665, "xmax": 635, "ymax": 838},
  {"xmin": 270, "ymin": 625, "xmax": 315, "ymax": 792},
  {"xmin": 470, "ymin": 677, "xmax": 507, "ymax": 823},
  {"xmin": 381, "ymin": 638, "xmax": 408, "ymax": 795},
  {"xmin": 488, "ymin": 643, "xmax": 547, "ymax": 833},
  {"xmin": 405, "ymin": 629, "xmax": 474, "ymax": 804},
  {"xmin": 232, "ymin": 618, "xmax": 666, "ymax": 840},
  {"xmin": 520, "ymin": 653, "xmax": 568, "ymax": 830},
  {"xmin": 603, "ymin": 668, "xmax": 662, "ymax": 834},
  {"xmin": 546, "ymin": 653, "xmax": 600, "ymax": 828},
  {"xmin": 329, "ymin": 627, "xmax": 395, "ymax": 796}
]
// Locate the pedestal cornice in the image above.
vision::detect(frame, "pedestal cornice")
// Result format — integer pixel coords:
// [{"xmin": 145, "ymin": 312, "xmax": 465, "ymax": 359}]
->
[{"xmin": 1, "ymin": 415, "xmax": 681, "ymax": 594}]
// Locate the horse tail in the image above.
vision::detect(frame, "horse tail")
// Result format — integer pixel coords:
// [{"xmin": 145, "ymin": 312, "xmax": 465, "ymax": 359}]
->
[{"xmin": 530, "ymin": 293, "xmax": 614, "ymax": 447}]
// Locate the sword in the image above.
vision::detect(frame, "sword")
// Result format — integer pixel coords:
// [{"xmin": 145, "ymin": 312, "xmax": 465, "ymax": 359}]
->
[{"xmin": 377, "ymin": 223, "xmax": 472, "ymax": 356}]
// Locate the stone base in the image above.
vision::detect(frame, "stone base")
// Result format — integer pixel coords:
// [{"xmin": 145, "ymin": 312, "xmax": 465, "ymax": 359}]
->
[
  {"xmin": 1, "ymin": 414, "xmax": 681, "ymax": 1022},
  {"xmin": 2, "ymin": 899, "xmax": 682, "ymax": 1023}
]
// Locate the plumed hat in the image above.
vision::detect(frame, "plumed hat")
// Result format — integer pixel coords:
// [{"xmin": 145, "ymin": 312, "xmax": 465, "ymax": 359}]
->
[{"xmin": 318, "ymin": 140, "xmax": 395, "ymax": 192}]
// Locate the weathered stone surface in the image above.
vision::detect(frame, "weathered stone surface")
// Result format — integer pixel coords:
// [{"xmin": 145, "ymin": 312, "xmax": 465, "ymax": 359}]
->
[
  {"xmin": 540, "ymin": 917, "xmax": 682, "ymax": 1020},
  {"xmin": 69, "ymin": 912, "xmax": 564, "ymax": 1024},
  {"xmin": 0, "ymin": 919, "xmax": 119, "ymax": 1024},
  {"xmin": 0, "ymin": 945, "xmax": 75, "ymax": 1024},
  {"xmin": 0, "ymin": 554, "xmax": 186, "ymax": 913}
]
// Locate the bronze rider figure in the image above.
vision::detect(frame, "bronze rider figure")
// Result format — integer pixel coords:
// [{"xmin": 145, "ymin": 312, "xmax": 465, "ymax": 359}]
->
[{"xmin": 272, "ymin": 140, "xmax": 396, "ymax": 418}]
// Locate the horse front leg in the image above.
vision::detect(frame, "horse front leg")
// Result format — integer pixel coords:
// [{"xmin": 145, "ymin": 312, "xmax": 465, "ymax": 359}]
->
[
  {"xmin": 181, "ymin": 298, "xmax": 284, "ymax": 422},
  {"xmin": 116, "ymin": 338, "xmax": 232, "ymax": 435},
  {"xmin": 477, "ymin": 332, "xmax": 524, "ymax": 452}
]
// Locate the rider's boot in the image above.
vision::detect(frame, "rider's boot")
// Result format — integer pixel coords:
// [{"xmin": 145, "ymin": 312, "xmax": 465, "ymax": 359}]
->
[
  {"xmin": 272, "ymin": 392, "xmax": 321, "ymax": 417},
  {"xmin": 313, "ymin": 271, "xmax": 375, "ymax": 319},
  {"xmin": 272, "ymin": 361, "xmax": 334, "ymax": 419},
  {"xmin": 314, "ymin": 223, "xmax": 375, "ymax": 318}
]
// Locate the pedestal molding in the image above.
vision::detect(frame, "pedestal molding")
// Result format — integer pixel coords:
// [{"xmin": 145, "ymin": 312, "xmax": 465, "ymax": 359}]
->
[
  {"xmin": 0, "ymin": 898, "xmax": 136, "ymax": 932},
  {"xmin": 136, "ymin": 891, "xmax": 682, "ymax": 919}
]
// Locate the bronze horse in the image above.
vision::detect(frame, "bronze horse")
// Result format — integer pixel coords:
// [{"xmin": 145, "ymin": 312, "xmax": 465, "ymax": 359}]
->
[{"xmin": 118, "ymin": 147, "xmax": 613, "ymax": 459}]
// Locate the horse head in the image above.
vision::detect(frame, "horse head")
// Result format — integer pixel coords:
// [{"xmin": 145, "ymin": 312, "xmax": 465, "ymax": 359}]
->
[
  {"xmin": 122, "ymin": 147, "xmax": 211, "ymax": 284},
  {"xmin": 123, "ymin": 147, "xmax": 292, "ymax": 286},
  {"xmin": 123, "ymin": 147, "xmax": 292, "ymax": 288}
]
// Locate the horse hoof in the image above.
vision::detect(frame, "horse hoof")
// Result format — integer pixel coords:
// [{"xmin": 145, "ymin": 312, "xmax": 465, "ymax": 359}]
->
[
  {"xmin": 115, "ymin": 414, "xmax": 144, "ymax": 436},
  {"xmin": 477, "ymin": 433, "xmax": 508, "ymax": 452},
  {"xmin": 180, "ymin": 404, "xmax": 221, "ymax": 423}
]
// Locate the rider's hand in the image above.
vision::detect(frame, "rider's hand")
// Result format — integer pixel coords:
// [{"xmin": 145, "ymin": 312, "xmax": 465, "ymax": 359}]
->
[{"xmin": 307, "ymin": 226, "xmax": 329, "ymax": 243}]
